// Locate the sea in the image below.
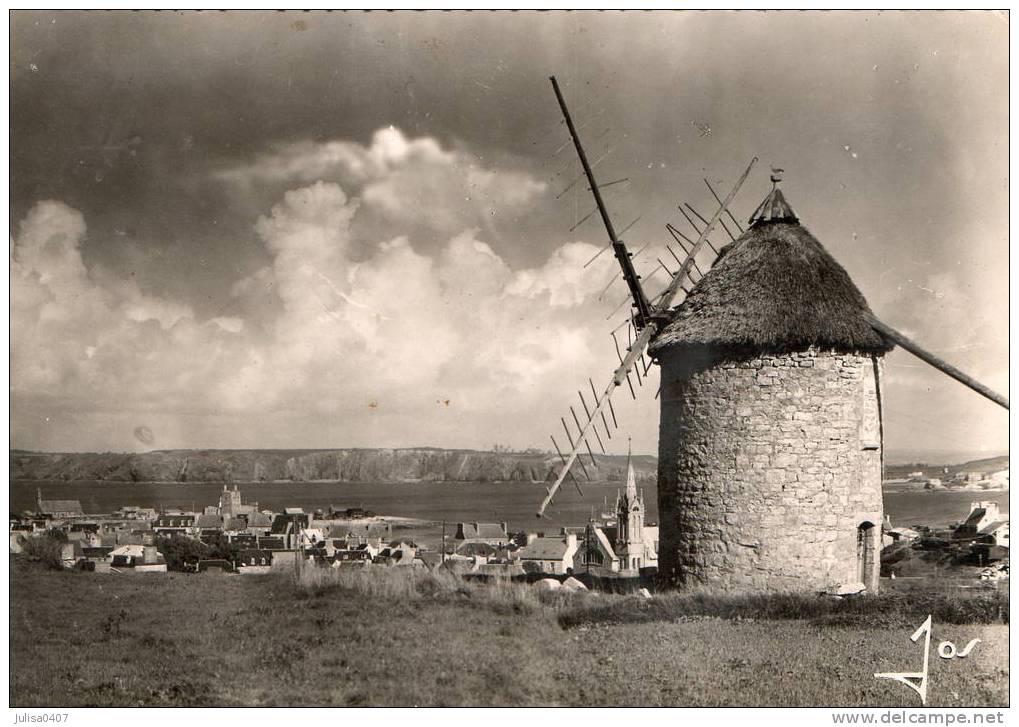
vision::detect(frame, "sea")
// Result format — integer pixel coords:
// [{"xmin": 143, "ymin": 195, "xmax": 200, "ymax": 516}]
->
[{"xmin": 11, "ymin": 479, "xmax": 1009, "ymax": 532}]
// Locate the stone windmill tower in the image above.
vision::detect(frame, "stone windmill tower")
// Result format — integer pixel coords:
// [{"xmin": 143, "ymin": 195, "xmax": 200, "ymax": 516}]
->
[
  {"xmin": 536, "ymin": 76, "xmax": 1008, "ymax": 593},
  {"xmin": 646, "ymin": 172, "xmax": 893, "ymax": 592}
]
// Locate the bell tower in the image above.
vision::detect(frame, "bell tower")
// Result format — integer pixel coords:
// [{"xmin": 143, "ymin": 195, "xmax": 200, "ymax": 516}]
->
[{"xmin": 615, "ymin": 442, "xmax": 646, "ymax": 573}]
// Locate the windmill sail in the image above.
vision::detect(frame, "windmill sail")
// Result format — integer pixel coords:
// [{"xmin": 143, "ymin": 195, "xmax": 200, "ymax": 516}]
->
[
  {"xmin": 864, "ymin": 313, "xmax": 1008, "ymax": 410},
  {"xmin": 538, "ymin": 76, "xmax": 758, "ymax": 517},
  {"xmin": 537, "ymin": 157, "xmax": 757, "ymax": 516}
]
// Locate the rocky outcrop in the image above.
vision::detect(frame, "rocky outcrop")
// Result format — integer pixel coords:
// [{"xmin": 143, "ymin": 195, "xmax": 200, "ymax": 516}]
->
[{"xmin": 10, "ymin": 447, "xmax": 658, "ymax": 484}]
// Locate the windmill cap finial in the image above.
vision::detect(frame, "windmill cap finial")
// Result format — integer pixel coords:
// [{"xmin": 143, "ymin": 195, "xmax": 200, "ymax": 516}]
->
[{"xmin": 748, "ymin": 166, "xmax": 797, "ymax": 226}]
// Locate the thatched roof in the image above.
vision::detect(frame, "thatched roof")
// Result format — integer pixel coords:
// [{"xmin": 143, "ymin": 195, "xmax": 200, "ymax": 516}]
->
[{"xmin": 650, "ymin": 199, "xmax": 893, "ymax": 359}]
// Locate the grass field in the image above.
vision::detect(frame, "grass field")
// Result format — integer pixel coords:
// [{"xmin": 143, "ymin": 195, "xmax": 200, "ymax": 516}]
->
[{"xmin": 9, "ymin": 558, "xmax": 1009, "ymax": 707}]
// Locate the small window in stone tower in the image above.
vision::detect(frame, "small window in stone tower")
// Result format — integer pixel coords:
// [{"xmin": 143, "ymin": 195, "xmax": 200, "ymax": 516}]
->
[
  {"xmin": 860, "ymin": 359, "xmax": 880, "ymax": 450},
  {"xmin": 857, "ymin": 522, "xmax": 878, "ymax": 590}
]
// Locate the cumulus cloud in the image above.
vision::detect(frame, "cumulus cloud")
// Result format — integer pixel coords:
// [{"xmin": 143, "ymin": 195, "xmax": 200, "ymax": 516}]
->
[
  {"xmin": 218, "ymin": 127, "xmax": 546, "ymax": 245},
  {"xmin": 10, "ymin": 123, "xmax": 1004, "ymax": 460},
  {"xmin": 10, "ymin": 200, "xmax": 251, "ymax": 442},
  {"xmin": 37, "ymin": 123, "xmax": 1003, "ymax": 460},
  {"xmin": 11, "ymin": 129, "xmax": 657, "ymax": 453}
]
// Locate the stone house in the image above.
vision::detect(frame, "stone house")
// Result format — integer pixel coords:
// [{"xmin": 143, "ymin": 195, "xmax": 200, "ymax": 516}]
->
[
  {"xmin": 236, "ymin": 549, "xmax": 273, "ymax": 574},
  {"xmin": 153, "ymin": 514, "xmax": 196, "ymax": 536},
  {"xmin": 243, "ymin": 512, "xmax": 274, "ymax": 536},
  {"xmin": 578, "ymin": 526, "xmax": 620, "ymax": 575},
  {"xmin": 332, "ymin": 548, "xmax": 373, "ymax": 567},
  {"xmin": 516, "ymin": 531, "xmax": 578, "ymax": 575},
  {"xmin": 375, "ymin": 540, "xmax": 419, "ymax": 566},
  {"xmin": 455, "ymin": 522, "xmax": 510, "ymax": 545},
  {"xmin": 955, "ymin": 502, "xmax": 1009, "ymax": 548},
  {"xmin": 109, "ymin": 544, "xmax": 166, "ymax": 572}
]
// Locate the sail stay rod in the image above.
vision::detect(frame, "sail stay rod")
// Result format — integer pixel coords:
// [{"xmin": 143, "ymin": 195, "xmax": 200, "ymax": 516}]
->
[{"xmin": 866, "ymin": 313, "xmax": 1009, "ymax": 410}]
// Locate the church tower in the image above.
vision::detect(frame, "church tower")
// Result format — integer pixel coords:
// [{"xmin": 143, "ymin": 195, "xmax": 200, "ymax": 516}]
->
[
  {"xmin": 614, "ymin": 445, "xmax": 646, "ymax": 573},
  {"xmin": 219, "ymin": 484, "xmax": 242, "ymax": 516}
]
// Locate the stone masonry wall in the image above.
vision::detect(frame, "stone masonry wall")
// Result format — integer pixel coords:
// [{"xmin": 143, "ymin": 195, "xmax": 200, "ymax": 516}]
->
[{"xmin": 657, "ymin": 347, "xmax": 884, "ymax": 593}]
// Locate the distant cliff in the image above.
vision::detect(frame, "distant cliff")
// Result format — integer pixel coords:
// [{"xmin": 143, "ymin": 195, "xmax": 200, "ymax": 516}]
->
[{"xmin": 9, "ymin": 447, "xmax": 658, "ymax": 484}]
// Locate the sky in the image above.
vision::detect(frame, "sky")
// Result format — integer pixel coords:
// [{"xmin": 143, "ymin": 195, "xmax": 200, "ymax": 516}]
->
[{"xmin": 9, "ymin": 10, "xmax": 1009, "ymax": 461}]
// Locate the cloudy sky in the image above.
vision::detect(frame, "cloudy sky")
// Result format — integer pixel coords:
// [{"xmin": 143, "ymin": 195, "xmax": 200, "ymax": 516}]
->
[{"xmin": 10, "ymin": 11, "xmax": 1008, "ymax": 461}]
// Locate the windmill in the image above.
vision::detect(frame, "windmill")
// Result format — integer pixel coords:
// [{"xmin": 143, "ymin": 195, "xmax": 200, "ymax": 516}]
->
[{"xmin": 537, "ymin": 75, "xmax": 1007, "ymax": 592}]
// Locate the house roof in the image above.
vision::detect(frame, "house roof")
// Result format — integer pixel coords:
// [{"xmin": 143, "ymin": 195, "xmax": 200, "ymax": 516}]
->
[
  {"xmin": 416, "ymin": 552, "xmax": 442, "ymax": 568},
  {"xmin": 457, "ymin": 522, "xmax": 508, "ymax": 540},
  {"xmin": 961, "ymin": 508, "xmax": 987, "ymax": 529},
  {"xmin": 245, "ymin": 512, "xmax": 272, "ymax": 528},
  {"xmin": 155, "ymin": 514, "xmax": 194, "ymax": 525},
  {"xmin": 270, "ymin": 518, "xmax": 294, "ymax": 535},
  {"xmin": 517, "ymin": 536, "xmax": 572, "ymax": 560},
  {"xmin": 590, "ymin": 527, "xmax": 620, "ymax": 562},
  {"xmin": 388, "ymin": 539, "xmax": 417, "ymax": 549},
  {"xmin": 224, "ymin": 517, "xmax": 247, "ymax": 531},
  {"xmin": 649, "ymin": 184, "xmax": 892, "ymax": 361},
  {"xmin": 455, "ymin": 541, "xmax": 499, "ymax": 557},
  {"xmin": 475, "ymin": 562, "xmax": 526, "ymax": 577},
  {"xmin": 39, "ymin": 499, "xmax": 83, "ymax": 514},
  {"xmin": 326, "ymin": 523, "xmax": 386, "ymax": 538},
  {"xmin": 196, "ymin": 514, "xmax": 224, "ymax": 529},
  {"xmin": 254, "ymin": 534, "xmax": 287, "ymax": 546},
  {"xmin": 978, "ymin": 518, "xmax": 1009, "ymax": 536},
  {"xmin": 238, "ymin": 549, "xmax": 273, "ymax": 557}
]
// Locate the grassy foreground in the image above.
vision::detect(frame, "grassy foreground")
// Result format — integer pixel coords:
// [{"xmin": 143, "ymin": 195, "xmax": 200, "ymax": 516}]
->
[{"xmin": 9, "ymin": 558, "xmax": 1008, "ymax": 707}]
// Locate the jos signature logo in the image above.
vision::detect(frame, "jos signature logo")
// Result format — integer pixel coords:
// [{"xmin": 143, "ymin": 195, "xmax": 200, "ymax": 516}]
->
[{"xmin": 874, "ymin": 615, "xmax": 981, "ymax": 705}]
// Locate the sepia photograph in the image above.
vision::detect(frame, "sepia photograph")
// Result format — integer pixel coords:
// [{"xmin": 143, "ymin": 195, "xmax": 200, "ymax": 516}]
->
[{"xmin": 7, "ymin": 8, "xmax": 1010, "ymax": 712}]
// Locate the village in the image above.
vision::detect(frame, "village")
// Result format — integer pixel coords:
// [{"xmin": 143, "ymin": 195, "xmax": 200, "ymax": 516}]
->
[
  {"xmin": 10, "ymin": 460, "xmax": 666, "ymax": 589},
  {"xmin": 895, "ymin": 466, "xmax": 1010, "ymax": 492},
  {"xmin": 11, "ymin": 464, "xmax": 1009, "ymax": 590}
]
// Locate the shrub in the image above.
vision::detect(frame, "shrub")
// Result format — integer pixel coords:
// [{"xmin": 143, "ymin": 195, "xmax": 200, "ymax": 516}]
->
[
  {"xmin": 202, "ymin": 532, "xmax": 240, "ymax": 563},
  {"xmin": 22, "ymin": 531, "xmax": 68, "ymax": 570},
  {"xmin": 290, "ymin": 564, "xmax": 590, "ymax": 617},
  {"xmin": 557, "ymin": 589, "xmax": 1009, "ymax": 630},
  {"xmin": 156, "ymin": 534, "xmax": 209, "ymax": 572}
]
